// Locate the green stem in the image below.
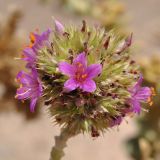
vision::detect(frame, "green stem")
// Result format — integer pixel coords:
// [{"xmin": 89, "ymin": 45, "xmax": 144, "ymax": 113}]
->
[{"xmin": 49, "ymin": 128, "xmax": 77, "ymax": 160}]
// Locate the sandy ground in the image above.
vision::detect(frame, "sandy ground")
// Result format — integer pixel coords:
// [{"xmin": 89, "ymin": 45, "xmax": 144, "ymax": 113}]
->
[
  {"xmin": 0, "ymin": 110, "xmax": 136, "ymax": 160},
  {"xmin": 0, "ymin": 0, "xmax": 160, "ymax": 160}
]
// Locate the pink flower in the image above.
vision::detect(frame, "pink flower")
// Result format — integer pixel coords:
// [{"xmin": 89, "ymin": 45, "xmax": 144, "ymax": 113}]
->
[
  {"xmin": 31, "ymin": 28, "xmax": 51, "ymax": 52},
  {"xmin": 128, "ymin": 75, "xmax": 151, "ymax": 114},
  {"xmin": 58, "ymin": 52, "xmax": 102, "ymax": 92},
  {"xmin": 22, "ymin": 29, "xmax": 51, "ymax": 68},
  {"xmin": 16, "ymin": 69, "xmax": 42, "ymax": 112}
]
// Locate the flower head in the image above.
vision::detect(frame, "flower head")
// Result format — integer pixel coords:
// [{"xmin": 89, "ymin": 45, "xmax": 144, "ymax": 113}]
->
[
  {"xmin": 59, "ymin": 52, "xmax": 102, "ymax": 92},
  {"xmin": 128, "ymin": 75, "xmax": 151, "ymax": 114},
  {"xmin": 16, "ymin": 20, "xmax": 153, "ymax": 136},
  {"xmin": 22, "ymin": 29, "xmax": 51, "ymax": 68},
  {"xmin": 15, "ymin": 69, "xmax": 42, "ymax": 112}
]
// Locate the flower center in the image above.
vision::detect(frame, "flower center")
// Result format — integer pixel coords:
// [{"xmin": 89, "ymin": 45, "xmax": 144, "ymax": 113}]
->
[{"xmin": 75, "ymin": 62, "xmax": 88, "ymax": 82}]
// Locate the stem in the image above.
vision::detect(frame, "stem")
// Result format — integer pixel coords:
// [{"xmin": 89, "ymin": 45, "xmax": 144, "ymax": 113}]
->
[{"xmin": 49, "ymin": 128, "xmax": 77, "ymax": 160}]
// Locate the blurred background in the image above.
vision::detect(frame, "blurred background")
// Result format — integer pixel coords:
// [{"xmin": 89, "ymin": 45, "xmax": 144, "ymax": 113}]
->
[{"xmin": 0, "ymin": 0, "xmax": 160, "ymax": 159}]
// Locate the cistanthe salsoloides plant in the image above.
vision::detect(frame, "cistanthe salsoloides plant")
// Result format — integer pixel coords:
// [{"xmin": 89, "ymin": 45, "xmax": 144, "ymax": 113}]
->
[{"xmin": 15, "ymin": 20, "xmax": 153, "ymax": 160}]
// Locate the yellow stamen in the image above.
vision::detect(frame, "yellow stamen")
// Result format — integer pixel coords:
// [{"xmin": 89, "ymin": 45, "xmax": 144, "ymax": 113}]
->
[
  {"xmin": 81, "ymin": 74, "xmax": 87, "ymax": 79},
  {"xmin": 77, "ymin": 62, "xmax": 82, "ymax": 67},
  {"xmin": 15, "ymin": 95, "xmax": 18, "ymax": 99},
  {"xmin": 149, "ymin": 102, "xmax": 153, "ymax": 106},
  {"xmin": 151, "ymin": 87, "xmax": 156, "ymax": 96},
  {"xmin": 147, "ymin": 87, "xmax": 155, "ymax": 106},
  {"xmin": 30, "ymin": 33, "xmax": 35, "ymax": 43},
  {"xmin": 147, "ymin": 97, "xmax": 151, "ymax": 103},
  {"xmin": 29, "ymin": 32, "xmax": 36, "ymax": 48},
  {"xmin": 15, "ymin": 78, "xmax": 18, "ymax": 82}
]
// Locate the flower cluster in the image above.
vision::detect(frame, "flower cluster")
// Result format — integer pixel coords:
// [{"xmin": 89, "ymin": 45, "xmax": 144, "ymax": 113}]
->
[
  {"xmin": 16, "ymin": 29, "xmax": 51, "ymax": 112},
  {"xmin": 16, "ymin": 20, "xmax": 152, "ymax": 136}
]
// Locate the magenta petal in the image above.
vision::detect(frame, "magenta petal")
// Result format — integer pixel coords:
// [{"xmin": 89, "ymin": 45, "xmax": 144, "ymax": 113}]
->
[
  {"xmin": 41, "ymin": 28, "xmax": 52, "ymax": 40},
  {"xmin": 32, "ymin": 28, "xmax": 51, "ymax": 51},
  {"xmin": 86, "ymin": 64, "xmax": 102, "ymax": 79},
  {"xmin": 23, "ymin": 48, "xmax": 36, "ymax": 60},
  {"xmin": 16, "ymin": 87, "xmax": 31, "ymax": 99},
  {"xmin": 80, "ymin": 79, "xmax": 96, "ymax": 92},
  {"xmin": 138, "ymin": 74, "xmax": 143, "ymax": 84},
  {"xmin": 16, "ymin": 71, "xmax": 34, "ymax": 85},
  {"xmin": 30, "ymin": 98, "xmax": 37, "ymax": 112},
  {"xmin": 34, "ymin": 28, "xmax": 51, "ymax": 42},
  {"xmin": 59, "ymin": 62, "xmax": 75, "ymax": 77},
  {"xmin": 22, "ymin": 48, "xmax": 36, "ymax": 68},
  {"xmin": 55, "ymin": 20, "xmax": 64, "ymax": 34},
  {"xmin": 136, "ymin": 87, "xmax": 151, "ymax": 101},
  {"xmin": 16, "ymin": 69, "xmax": 42, "ymax": 112},
  {"xmin": 31, "ymin": 68, "xmax": 38, "ymax": 78},
  {"xmin": 64, "ymin": 78, "xmax": 78, "ymax": 91},
  {"xmin": 130, "ymin": 99, "xmax": 141, "ymax": 114},
  {"xmin": 73, "ymin": 52, "xmax": 87, "ymax": 67}
]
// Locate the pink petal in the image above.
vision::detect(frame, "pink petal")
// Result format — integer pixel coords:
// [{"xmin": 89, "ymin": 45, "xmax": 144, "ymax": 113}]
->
[
  {"xmin": 34, "ymin": 28, "xmax": 51, "ymax": 42},
  {"xmin": 31, "ymin": 68, "xmax": 39, "ymax": 79},
  {"xmin": 59, "ymin": 62, "xmax": 75, "ymax": 77},
  {"xmin": 30, "ymin": 98, "xmax": 38, "ymax": 112},
  {"xmin": 64, "ymin": 78, "xmax": 78, "ymax": 91},
  {"xmin": 16, "ymin": 87, "xmax": 31, "ymax": 99},
  {"xmin": 73, "ymin": 52, "xmax": 87, "ymax": 68},
  {"xmin": 41, "ymin": 28, "xmax": 52, "ymax": 40},
  {"xmin": 16, "ymin": 71, "xmax": 34, "ymax": 85},
  {"xmin": 136, "ymin": 87, "xmax": 151, "ymax": 101},
  {"xmin": 80, "ymin": 79, "xmax": 96, "ymax": 92},
  {"xmin": 32, "ymin": 29, "xmax": 51, "ymax": 51},
  {"xmin": 55, "ymin": 20, "xmax": 64, "ymax": 34},
  {"xmin": 23, "ymin": 48, "xmax": 36, "ymax": 60},
  {"xmin": 130, "ymin": 99, "xmax": 141, "ymax": 114},
  {"xmin": 86, "ymin": 64, "xmax": 102, "ymax": 79}
]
